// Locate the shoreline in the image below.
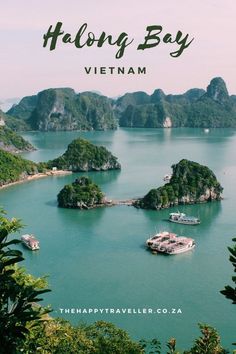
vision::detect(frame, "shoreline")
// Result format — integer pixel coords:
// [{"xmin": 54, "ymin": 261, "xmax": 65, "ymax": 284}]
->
[{"xmin": 0, "ymin": 170, "xmax": 72, "ymax": 190}]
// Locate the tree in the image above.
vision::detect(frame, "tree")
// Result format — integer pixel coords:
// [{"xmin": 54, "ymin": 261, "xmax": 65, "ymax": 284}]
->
[
  {"xmin": 221, "ymin": 237, "xmax": 236, "ymax": 304},
  {"xmin": 84, "ymin": 321, "xmax": 143, "ymax": 354},
  {"xmin": 139, "ymin": 338, "xmax": 161, "ymax": 353},
  {"xmin": 221, "ymin": 238, "xmax": 236, "ymax": 347},
  {"xmin": 184, "ymin": 324, "xmax": 229, "ymax": 354},
  {"xmin": 0, "ymin": 210, "xmax": 51, "ymax": 354},
  {"xmin": 21, "ymin": 320, "xmax": 144, "ymax": 354}
]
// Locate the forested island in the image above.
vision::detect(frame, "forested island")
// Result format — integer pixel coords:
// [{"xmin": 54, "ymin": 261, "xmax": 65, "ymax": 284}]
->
[
  {"xmin": 0, "ymin": 138, "xmax": 120, "ymax": 187},
  {"xmin": 46, "ymin": 138, "xmax": 121, "ymax": 171},
  {"xmin": 135, "ymin": 159, "xmax": 223, "ymax": 210},
  {"xmin": 4, "ymin": 77, "xmax": 236, "ymax": 130},
  {"xmin": 0, "ymin": 149, "xmax": 39, "ymax": 186},
  {"xmin": 58, "ymin": 176, "xmax": 104, "ymax": 209}
]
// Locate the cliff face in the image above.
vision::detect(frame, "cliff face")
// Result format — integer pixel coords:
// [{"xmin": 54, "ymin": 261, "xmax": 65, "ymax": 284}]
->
[
  {"xmin": 118, "ymin": 77, "xmax": 236, "ymax": 128},
  {"xmin": 7, "ymin": 89, "xmax": 117, "ymax": 131},
  {"xmin": 206, "ymin": 77, "xmax": 229, "ymax": 104},
  {"xmin": 136, "ymin": 159, "xmax": 223, "ymax": 210},
  {"xmin": 6, "ymin": 77, "xmax": 236, "ymax": 130},
  {"xmin": 46, "ymin": 138, "xmax": 121, "ymax": 172}
]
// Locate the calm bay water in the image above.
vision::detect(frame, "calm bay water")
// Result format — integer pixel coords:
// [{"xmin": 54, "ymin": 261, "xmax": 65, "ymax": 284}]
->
[{"xmin": 1, "ymin": 128, "xmax": 236, "ymax": 350}]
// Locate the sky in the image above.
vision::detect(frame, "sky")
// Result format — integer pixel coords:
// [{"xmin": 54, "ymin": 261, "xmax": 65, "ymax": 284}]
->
[{"xmin": 0, "ymin": 0, "xmax": 236, "ymax": 100}]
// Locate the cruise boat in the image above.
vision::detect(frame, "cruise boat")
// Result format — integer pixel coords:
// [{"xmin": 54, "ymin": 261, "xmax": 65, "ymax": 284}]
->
[
  {"xmin": 146, "ymin": 231, "xmax": 195, "ymax": 255},
  {"xmin": 21, "ymin": 234, "xmax": 40, "ymax": 250},
  {"xmin": 169, "ymin": 212, "xmax": 200, "ymax": 225}
]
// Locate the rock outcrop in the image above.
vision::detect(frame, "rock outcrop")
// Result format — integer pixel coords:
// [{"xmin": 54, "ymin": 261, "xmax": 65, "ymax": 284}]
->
[
  {"xmin": 57, "ymin": 176, "xmax": 104, "ymax": 209},
  {"xmin": 163, "ymin": 117, "xmax": 172, "ymax": 128},
  {"xmin": 46, "ymin": 138, "xmax": 121, "ymax": 172},
  {"xmin": 135, "ymin": 159, "xmax": 223, "ymax": 210}
]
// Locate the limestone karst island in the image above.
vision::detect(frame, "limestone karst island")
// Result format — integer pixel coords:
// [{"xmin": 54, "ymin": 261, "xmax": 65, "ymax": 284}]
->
[
  {"xmin": 0, "ymin": 77, "xmax": 230, "ymax": 192},
  {"xmin": 135, "ymin": 159, "xmax": 223, "ymax": 210},
  {"xmin": 1, "ymin": 76, "xmax": 235, "ymax": 353},
  {"xmin": 3, "ymin": 77, "xmax": 236, "ymax": 133}
]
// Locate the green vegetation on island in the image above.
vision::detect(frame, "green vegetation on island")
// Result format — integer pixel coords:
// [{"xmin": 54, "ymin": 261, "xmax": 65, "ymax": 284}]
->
[
  {"xmin": 0, "ymin": 211, "xmax": 232, "ymax": 353},
  {"xmin": 6, "ymin": 77, "xmax": 236, "ymax": 131},
  {"xmin": 46, "ymin": 138, "xmax": 121, "ymax": 171},
  {"xmin": 136, "ymin": 159, "xmax": 223, "ymax": 210},
  {"xmin": 0, "ymin": 126, "xmax": 34, "ymax": 152},
  {"xmin": 7, "ymin": 88, "xmax": 117, "ymax": 131},
  {"xmin": 58, "ymin": 176, "xmax": 104, "ymax": 209},
  {"xmin": 118, "ymin": 77, "xmax": 236, "ymax": 128},
  {"xmin": 0, "ymin": 149, "xmax": 38, "ymax": 186},
  {"xmin": 0, "ymin": 137, "xmax": 120, "ymax": 187}
]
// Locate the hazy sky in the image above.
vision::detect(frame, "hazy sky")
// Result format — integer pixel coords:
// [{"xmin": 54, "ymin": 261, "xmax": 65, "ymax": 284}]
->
[{"xmin": 1, "ymin": 0, "xmax": 236, "ymax": 99}]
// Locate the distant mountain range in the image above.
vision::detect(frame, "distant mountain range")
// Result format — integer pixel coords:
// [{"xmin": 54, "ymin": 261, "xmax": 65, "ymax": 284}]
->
[
  {"xmin": 4, "ymin": 77, "xmax": 236, "ymax": 131},
  {"xmin": 7, "ymin": 89, "xmax": 117, "ymax": 131}
]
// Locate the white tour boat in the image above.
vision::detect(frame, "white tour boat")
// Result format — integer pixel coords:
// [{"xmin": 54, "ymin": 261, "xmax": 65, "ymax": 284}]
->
[
  {"xmin": 146, "ymin": 231, "xmax": 195, "ymax": 255},
  {"xmin": 169, "ymin": 212, "xmax": 200, "ymax": 225}
]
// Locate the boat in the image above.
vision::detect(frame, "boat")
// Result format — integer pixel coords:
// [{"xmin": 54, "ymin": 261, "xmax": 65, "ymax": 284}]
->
[
  {"xmin": 163, "ymin": 174, "xmax": 172, "ymax": 182},
  {"xmin": 146, "ymin": 231, "xmax": 195, "ymax": 255},
  {"xmin": 21, "ymin": 234, "xmax": 40, "ymax": 250},
  {"xmin": 169, "ymin": 212, "xmax": 200, "ymax": 225},
  {"xmin": 204, "ymin": 128, "xmax": 210, "ymax": 133}
]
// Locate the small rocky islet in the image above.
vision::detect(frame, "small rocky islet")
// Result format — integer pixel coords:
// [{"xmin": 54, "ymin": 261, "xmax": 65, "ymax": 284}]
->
[
  {"xmin": 135, "ymin": 159, "xmax": 223, "ymax": 210},
  {"xmin": 58, "ymin": 159, "xmax": 223, "ymax": 210},
  {"xmin": 57, "ymin": 176, "xmax": 104, "ymax": 209},
  {"xmin": 45, "ymin": 138, "xmax": 121, "ymax": 172}
]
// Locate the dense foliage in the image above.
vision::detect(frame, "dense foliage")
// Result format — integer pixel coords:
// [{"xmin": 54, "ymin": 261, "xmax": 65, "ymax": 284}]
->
[
  {"xmin": 0, "ymin": 211, "xmax": 50, "ymax": 353},
  {"xmin": 57, "ymin": 176, "xmax": 104, "ymax": 208},
  {"xmin": 118, "ymin": 77, "xmax": 236, "ymax": 128},
  {"xmin": 0, "ymin": 126, "xmax": 34, "ymax": 152},
  {"xmin": 0, "ymin": 149, "xmax": 38, "ymax": 186},
  {"xmin": 0, "ymin": 212, "xmax": 231, "ymax": 353},
  {"xmin": 221, "ymin": 238, "xmax": 236, "ymax": 305},
  {"xmin": 47, "ymin": 138, "xmax": 121, "ymax": 171},
  {"xmin": 136, "ymin": 159, "xmax": 223, "ymax": 210},
  {"xmin": 183, "ymin": 324, "xmax": 229, "ymax": 354},
  {"xmin": 7, "ymin": 89, "xmax": 117, "ymax": 131}
]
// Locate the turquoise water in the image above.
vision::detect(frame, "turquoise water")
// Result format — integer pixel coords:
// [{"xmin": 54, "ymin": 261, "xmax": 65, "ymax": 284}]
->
[{"xmin": 1, "ymin": 128, "xmax": 236, "ymax": 350}]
